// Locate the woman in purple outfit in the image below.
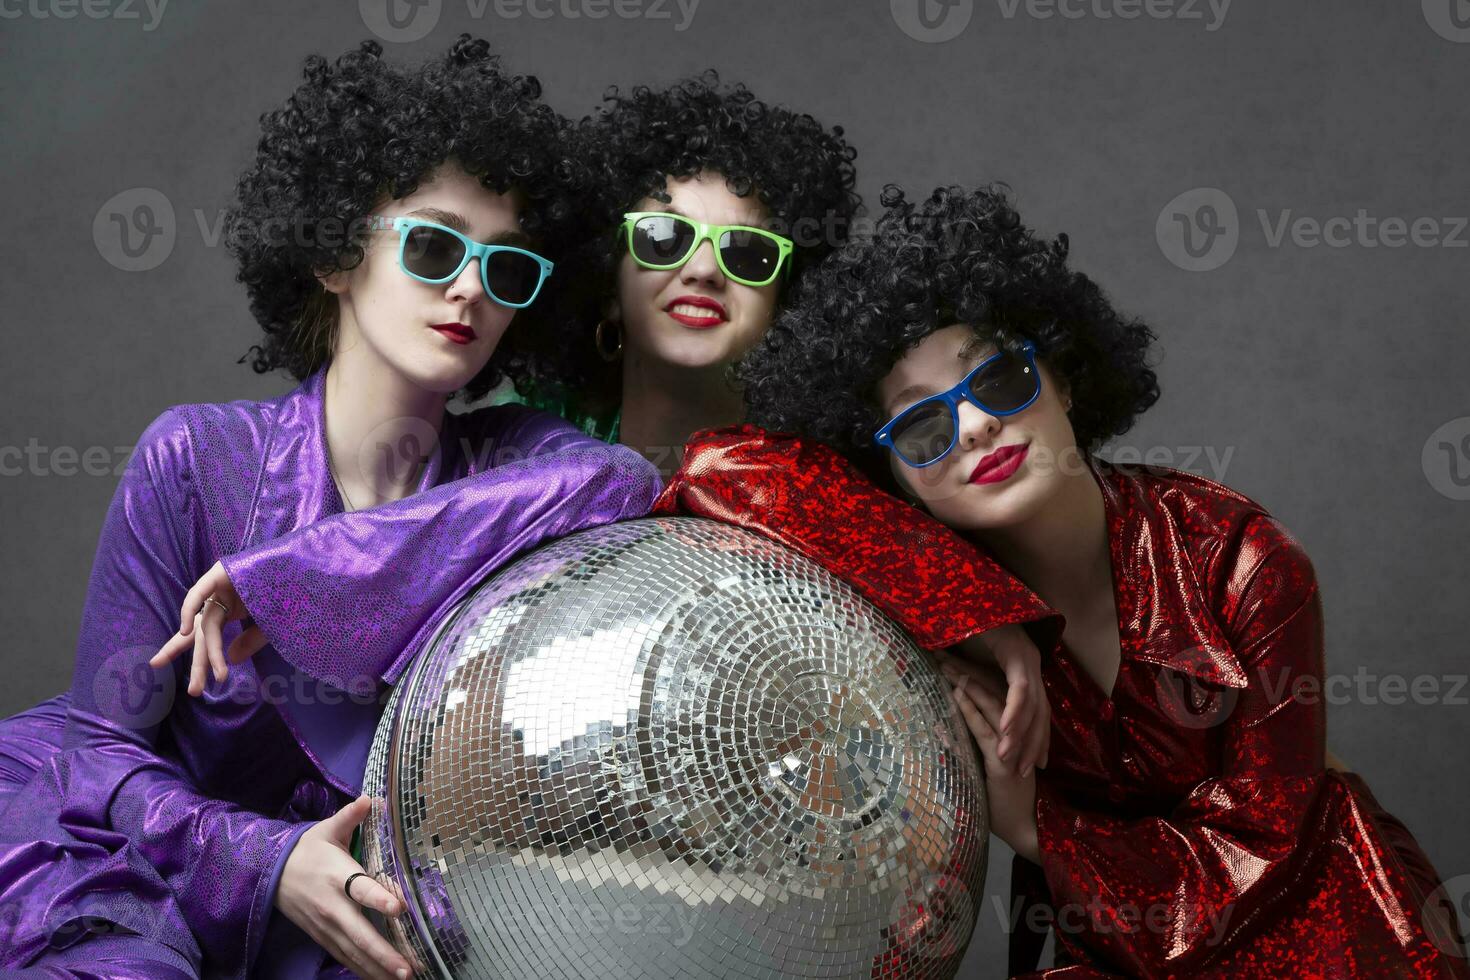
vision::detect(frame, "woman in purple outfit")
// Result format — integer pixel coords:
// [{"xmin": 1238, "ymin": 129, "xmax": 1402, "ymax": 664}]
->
[{"xmin": 0, "ymin": 37, "xmax": 660, "ymax": 979}]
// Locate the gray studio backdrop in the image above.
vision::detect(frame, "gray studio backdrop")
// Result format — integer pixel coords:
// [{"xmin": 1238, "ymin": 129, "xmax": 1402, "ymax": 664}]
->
[{"xmin": 2, "ymin": 0, "xmax": 1467, "ymax": 974}]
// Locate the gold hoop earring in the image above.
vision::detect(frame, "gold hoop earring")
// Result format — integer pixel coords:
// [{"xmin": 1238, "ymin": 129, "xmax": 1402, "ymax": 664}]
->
[{"xmin": 594, "ymin": 318, "xmax": 624, "ymax": 363}]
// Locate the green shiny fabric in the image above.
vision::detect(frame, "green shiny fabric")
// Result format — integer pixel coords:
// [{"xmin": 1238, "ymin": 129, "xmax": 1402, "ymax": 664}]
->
[{"xmin": 492, "ymin": 383, "xmax": 622, "ymax": 445}]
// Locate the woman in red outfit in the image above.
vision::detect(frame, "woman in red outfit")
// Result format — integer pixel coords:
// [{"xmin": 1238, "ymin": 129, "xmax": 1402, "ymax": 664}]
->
[{"xmin": 657, "ymin": 184, "xmax": 1468, "ymax": 977}]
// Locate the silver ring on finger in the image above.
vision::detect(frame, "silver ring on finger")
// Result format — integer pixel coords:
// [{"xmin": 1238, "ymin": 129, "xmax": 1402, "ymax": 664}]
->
[{"xmin": 202, "ymin": 596, "xmax": 231, "ymax": 617}]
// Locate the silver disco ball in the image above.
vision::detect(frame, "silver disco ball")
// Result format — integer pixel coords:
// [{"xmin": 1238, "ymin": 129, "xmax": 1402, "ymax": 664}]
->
[{"xmin": 361, "ymin": 516, "xmax": 987, "ymax": 979}]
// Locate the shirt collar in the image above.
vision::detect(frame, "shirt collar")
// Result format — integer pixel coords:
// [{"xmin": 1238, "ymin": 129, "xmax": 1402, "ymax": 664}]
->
[
  {"xmin": 241, "ymin": 359, "xmax": 451, "ymax": 548},
  {"xmin": 1087, "ymin": 456, "xmax": 1249, "ymax": 689}
]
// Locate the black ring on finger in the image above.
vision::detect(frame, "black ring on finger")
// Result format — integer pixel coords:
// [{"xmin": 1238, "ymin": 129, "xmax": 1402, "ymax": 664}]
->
[{"xmin": 344, "ymin": 871, "xmax": 371, "ymax": 903}]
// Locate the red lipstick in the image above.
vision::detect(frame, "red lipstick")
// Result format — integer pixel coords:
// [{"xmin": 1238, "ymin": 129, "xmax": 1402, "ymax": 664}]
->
[
  {"xmin": 968, "ymin": 443, "xmax": 1029, "ymax": 485},
  {"xmin": 664, "ymin": 295, "xmax": 727, "ymax": 329},
  {"xmin": 430, "ymin": 322, "xmax": 476, "ymax": 345}
]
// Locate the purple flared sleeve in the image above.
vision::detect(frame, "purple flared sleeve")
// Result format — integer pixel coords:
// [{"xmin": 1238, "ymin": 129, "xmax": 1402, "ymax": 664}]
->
[
  {"xmin": 8, "ymin": 408, "xmax": 309, "ymax": 975},
  {"xmin": 220, "ymin": 405, "xmax": 663, "ymax": 690}
]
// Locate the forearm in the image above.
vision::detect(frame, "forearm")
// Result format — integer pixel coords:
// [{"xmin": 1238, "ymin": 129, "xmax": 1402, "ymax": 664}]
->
[{"xmin": 223, "ymin": 439, "xmax": 660, "ymax": 686}]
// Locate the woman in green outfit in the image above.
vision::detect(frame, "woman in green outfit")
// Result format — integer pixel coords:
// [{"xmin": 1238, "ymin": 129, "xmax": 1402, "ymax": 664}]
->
[{"xmin": 506, "ymin": 71, "xmax": 861, "ymax": 470}]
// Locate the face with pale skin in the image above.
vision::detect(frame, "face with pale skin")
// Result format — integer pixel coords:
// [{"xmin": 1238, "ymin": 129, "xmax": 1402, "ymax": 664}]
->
[
  {"xmin": 876, "ymin": 323, "xmax": 1079, "ymax": 531},
  {"xmin": 319, "ymin": 160, "xmax": 529, "ymax": 395},
  {"xmin": 609, "ymin": 169, "xmax": 783, "ymax": 371}
]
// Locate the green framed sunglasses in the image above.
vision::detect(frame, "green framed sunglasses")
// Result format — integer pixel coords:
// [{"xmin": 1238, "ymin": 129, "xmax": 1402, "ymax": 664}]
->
[{"xmin": 621, "ymin": 211, "xmax": 794, "ymax": 288}]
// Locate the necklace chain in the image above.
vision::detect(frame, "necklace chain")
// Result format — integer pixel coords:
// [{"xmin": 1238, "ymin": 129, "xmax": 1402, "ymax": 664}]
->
[{"xmin": 327, "ymin": 450, "xmax": 428, "ymax": 513}]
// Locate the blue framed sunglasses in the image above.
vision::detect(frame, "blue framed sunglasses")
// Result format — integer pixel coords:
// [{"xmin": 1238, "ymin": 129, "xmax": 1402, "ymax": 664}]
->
[
  {"xmin": 369, "ymin": 215, "xmax": 554, "ymax": 309},
  {"xmin": 873, "ymin": 341, "xmax": 1041, "ymax": 467}
]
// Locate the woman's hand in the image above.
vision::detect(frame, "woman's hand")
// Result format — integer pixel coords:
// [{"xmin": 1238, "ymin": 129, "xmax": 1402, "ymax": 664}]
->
[
  {"xmin": 942, "ymin": 622, "xmax": 1051, "ymax": 777},
  {"xmin": 148, "ymin": 560, "xmax": 269, "ymax": 696},
  {"xmin": 276, "ymin": 796, "xmax": 419, "ymax": 980},
  {"xmin": 944, "ymin": 664, "xmax": 1041, "ymax": 863}
]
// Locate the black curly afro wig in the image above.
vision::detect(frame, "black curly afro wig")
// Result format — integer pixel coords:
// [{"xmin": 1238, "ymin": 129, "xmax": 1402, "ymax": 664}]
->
[
  {"xmin": 225, "ymin": 34, "xmax": 580, "ymax": 404},
  {"xmin": 514, "ymin": 69, "xmax": 862, "ymax": 413},
  {"xmin": 739, "ymin": 184, "xmax": 1161, "ymax": 487}
]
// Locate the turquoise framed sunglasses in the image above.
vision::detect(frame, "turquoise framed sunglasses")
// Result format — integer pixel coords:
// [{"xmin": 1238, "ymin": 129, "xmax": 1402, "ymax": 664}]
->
[
  {"xmin": 622, "ymin": 211, "xmax": 794, "ymax": 288},
  {"xmin": 369, "ymin": 215, "xmax": 554, "ymax": 309},
  {"xmin": 874, "ymin": 341, "xmax": 1042, "ymax": 467}
]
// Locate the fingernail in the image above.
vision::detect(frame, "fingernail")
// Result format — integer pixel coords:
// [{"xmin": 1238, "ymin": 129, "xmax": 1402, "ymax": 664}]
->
[
  {"xmin": 398, "ymin": 969, "xmax": 409, "ymax": 979},
  {"xmin": 1021, "ymin": 765, "xmax": 1033, "ymax": 778}
]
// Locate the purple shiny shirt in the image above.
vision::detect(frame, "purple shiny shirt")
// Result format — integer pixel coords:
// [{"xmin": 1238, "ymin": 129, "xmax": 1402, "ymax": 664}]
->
[{"xmin": 0, "ymin": 362, "xmax": 662, "ymax": 977}]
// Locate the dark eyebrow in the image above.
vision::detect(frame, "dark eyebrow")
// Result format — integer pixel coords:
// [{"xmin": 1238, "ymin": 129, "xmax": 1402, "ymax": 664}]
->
[
  {"xmin": 888, "ymin": 383, "xmax": 936, "ymax": 413},
  {"xmin": 407, "ymin": 207, "xmax": 531, "ymax": 246},
  {"xmin": 958, "ymin": 335, "xmax": 998, "ymax": 363},
  {"xmin": 406, "ymin": 207, "xmax": 469, "ymax": 232},
  {"xmin": 886, "ymin": 337, "xmax": 999, "ymax": 414}
]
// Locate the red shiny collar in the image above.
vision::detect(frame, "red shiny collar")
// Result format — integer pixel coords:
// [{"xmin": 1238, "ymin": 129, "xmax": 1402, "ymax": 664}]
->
[{"xmin": 1086, "ymin": 456, "xmax": 1250, "ymax": 689}]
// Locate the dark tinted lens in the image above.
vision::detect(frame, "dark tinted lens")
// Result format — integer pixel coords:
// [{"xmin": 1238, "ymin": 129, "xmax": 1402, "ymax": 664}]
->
[
  {"xmin": 401, "ymin": 225, "xmax": 467, "ymax": 281},
  {"xmin": 967, "ymin": 351, "xmax": 1038, "ymax": 412},
  {"xmin": 717, "ymin": 229, "xmax": 782, "ymax": 283},
  {"xmin": 482, "ymin": 250, "xmax": 543, "ymax": 306},
  {"xmin": 890, "ymin": 401, "xmax": 956, "ymax": 465},
  {"xmin": 631, "ymin": 216, "xmax": 696, "ymax": 265}
]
